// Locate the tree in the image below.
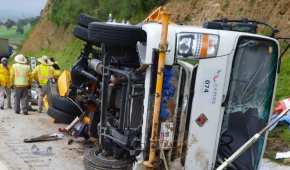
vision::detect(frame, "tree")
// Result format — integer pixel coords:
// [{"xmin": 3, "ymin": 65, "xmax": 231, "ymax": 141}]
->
[
  {"xmin": 16, "ymin": 24, "xmax": 24, "ymax": 34},
  {"xmin": 16, "ymin": 19, "xmax": 27, "ymax": 28},
  {"xmin": 4, "ymin": 19, "xmax": 16, "ymax": 29},
  {"xmin": 18, "ymin": 16, "xmax": 40, "ymax": 26}
]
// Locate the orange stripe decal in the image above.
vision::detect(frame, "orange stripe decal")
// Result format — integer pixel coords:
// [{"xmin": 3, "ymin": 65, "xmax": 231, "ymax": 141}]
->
[{"xmin": 200, "ymin": 34, "xmax": 209, "ymax": 58}]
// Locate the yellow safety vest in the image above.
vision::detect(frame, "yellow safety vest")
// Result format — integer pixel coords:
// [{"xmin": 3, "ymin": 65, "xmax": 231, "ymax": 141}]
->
[
  {"xmin": 0, "ymin": 64, "xmax": 11, "ymax": 87},
  {"xmin": 34, "ymin": 64, "xmax": 54, "ymax": 86},
  {"xmin": 12, "ymin": 63, "xmax": 30, "ymax": 87}
]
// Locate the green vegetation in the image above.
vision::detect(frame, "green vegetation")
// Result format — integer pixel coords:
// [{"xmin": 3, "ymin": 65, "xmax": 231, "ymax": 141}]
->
[
  {"xmin": 259, "ymin": 27, "xmax": 274, "ymax": 37},
  {"xmin": 24, "ymin": 39, "xmax": 84, "ymax": 69},
  {"xmin": 29, "ymin": 0, "xmax": 166, "ymax": 69},
  {"xmin": 265, "ymin": 51, "xmax": 290, "ymax": 165},
  {"xmin": 0, "ymin": 25, "xmax": 32, "ymax": 45},
  {"xmin": 49, "ymin": 0, "xmax": 165, "ymax": 25},
  {"xmin": 96, "ymin": 0, "xmax": 166, "ymax": 23},
  {"xmin": 275, "ymin": 53, "xmax": 290, "ymax": 101},
  {"xmin": 266, "ymin": 123, "xmax": 290, "ymax": 165},
  {"xmin": 50, "ymin": 0, "xmax": 98, "ymax": 26}
]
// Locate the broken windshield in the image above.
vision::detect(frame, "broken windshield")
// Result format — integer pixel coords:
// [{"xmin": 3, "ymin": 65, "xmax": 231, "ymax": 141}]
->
[
  {"xmin": 226, "ymin": 37, "xmax": 278, "ymax": 118},
  {"xmin": 222, "ymin": 37, "xmax": 278, "ymax": 170}
]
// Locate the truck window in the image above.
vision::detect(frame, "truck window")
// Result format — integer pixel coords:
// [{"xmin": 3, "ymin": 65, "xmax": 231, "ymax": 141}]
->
[{"xmin": 220, "ymin": 37, "xmax": 278, "ymax": 170}]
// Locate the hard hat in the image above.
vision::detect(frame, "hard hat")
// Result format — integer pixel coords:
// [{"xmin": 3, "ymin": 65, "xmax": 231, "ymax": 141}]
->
[
  {"xmin": 14, "ymin": 54, "xmax": 27, "ymax": 64},
  {"xmin": 1, "ymin": 57, "xmax": 7, "ymax": 63}
]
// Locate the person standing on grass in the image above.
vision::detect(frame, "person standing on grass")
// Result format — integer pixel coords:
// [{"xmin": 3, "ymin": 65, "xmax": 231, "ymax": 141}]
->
[
  {"xmin": 32, "ymin": 56, "xmax": 55, "ymax": 113},
  {"xmin": 10, "ymin": 54, "xmax": 31, "ymax": 115},
  {"xmin": 0, "ymin": 57, "xmax": 12, "ymax": 110}
]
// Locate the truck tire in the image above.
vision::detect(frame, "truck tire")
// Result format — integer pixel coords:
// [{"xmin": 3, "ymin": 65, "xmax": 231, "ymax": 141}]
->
[
  {"xmin": 49, "ymin": 95, "xmax": 82, "ymax": 117},
  {"xmin": 74, "ymin": 25, "xmax": 90, "ymax": 42},
  {"xmin": 88, "ymin": 22, "xmax": 146, "ymax": 46},
  {"xmin": 79, "ymin": 13, "xmax": 100, "ymax": 28},
  {"xmin": 47, "ymin": 107, "xmax": 75, "ymax": 124},
  {"xmin": 84, "ymin": 148, "xmax": 132, "ymax": 170}
]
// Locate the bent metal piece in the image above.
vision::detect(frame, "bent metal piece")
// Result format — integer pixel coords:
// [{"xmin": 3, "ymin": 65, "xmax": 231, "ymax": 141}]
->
[
  {"xmin": 143, "ymin": 7, "xmax": 164, "ymax": 23},
  {"xmin": 143, "ymin": 9, "xmax": 170, "ymax": 169},
  {"xmin": 24, "ymin": 133, "xmax": 64, "ymax": 143},
  {"xmin": 216, "ymin": 107, "xmax": 290, "ymax": 170}
]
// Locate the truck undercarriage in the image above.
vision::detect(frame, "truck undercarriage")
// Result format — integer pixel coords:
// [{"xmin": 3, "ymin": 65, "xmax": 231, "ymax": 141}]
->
[{"xmin": 44, "ymin": 9, "xmax": 290, "ymax": 170}]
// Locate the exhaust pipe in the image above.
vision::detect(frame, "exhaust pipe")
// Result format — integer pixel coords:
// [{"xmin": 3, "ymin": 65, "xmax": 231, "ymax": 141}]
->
[{"xmin": 88, "ymin": 59, "xmax": 103, "ymax": 75}]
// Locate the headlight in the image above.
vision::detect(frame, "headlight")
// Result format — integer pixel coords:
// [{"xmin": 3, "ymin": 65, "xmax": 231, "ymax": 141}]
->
[{"xmin": 176, "ymin": 33, "xmax": 219, "ymax": 59}]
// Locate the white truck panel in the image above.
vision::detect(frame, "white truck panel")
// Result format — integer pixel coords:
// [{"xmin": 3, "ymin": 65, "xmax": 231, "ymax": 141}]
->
[{"xmin": 185, "ymin": 56, "xmax": 229, "ymax": 170}]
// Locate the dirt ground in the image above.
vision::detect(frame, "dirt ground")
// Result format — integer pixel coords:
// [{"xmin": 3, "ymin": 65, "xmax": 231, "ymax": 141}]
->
[{"xmin": 0, "ymin": 108, "xmax": 289, "ymax": 170}]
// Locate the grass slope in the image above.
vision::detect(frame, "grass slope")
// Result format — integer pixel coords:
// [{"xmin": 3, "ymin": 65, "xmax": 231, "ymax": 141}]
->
[
  {"xmin": 22, "ymin": 0, "xmax": 164, "ymax": 69},
  {"xmin": 276, "ymin": 53, "xmax": 290, "ymax": 101},
  {"xmin": 24, "ymin": 39, "xmax": 83, "ymax": 69},
  {"xmin": 49, "ymin": 0, "xmax": 165, "ymax": 25},
  {"xmin": 0, "ymin": 25, "xmax": 32, "ymax": 46}
]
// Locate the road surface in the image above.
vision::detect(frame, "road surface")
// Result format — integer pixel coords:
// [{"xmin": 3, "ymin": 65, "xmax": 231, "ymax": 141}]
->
[
  {"xmin": 0, "ymin": 108, "xmax": 289, "ymax": 170},
  {"xmin": 0, "ymin": 108, "xmax": 85, "ymax": 170}
]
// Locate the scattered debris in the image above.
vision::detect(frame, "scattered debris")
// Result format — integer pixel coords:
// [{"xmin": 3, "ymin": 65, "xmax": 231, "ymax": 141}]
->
[
  {"xmin": 59, "ymin": 117, "xmax": 80, "ymax": 133},
  {"xmin": 270, "ymin": 98, "xmax": 290, "ymax": 130},
  {"xmin": 276, "ymin": 151, "xmax": 290, "ymax": 160},
  {"xmin": 68, "ymin": 139, "xmax": 74, "ymax": 145},
  {"xmin": 31, "ymin": 144, "xmax": 54, "ymax": 156},
  {"xmin": 24, "ymin": 133, "xmax": 64, "ymax": 143}
]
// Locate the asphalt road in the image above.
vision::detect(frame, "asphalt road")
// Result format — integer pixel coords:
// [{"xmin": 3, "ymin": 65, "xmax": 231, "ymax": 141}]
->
[
  {"xmin": 0, "ymin": 108, "xmax": 85, "ymax": 170},
  {"xmin": 261, "ymin": 159, "xmax": 290, "ymax": 170},
  {"xmin": 0, "ymin": 108, "xmax": 289, "ymax": 170}
]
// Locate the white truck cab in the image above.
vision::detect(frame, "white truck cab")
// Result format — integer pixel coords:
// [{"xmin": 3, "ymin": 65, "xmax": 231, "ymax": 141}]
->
[
  {"xmin": 138, "ymin": 20, "xmax": 279, "ymax": 170},
  {"xmin": 78, "ymin": 12, "xmax": 281, "ymax": 170}
]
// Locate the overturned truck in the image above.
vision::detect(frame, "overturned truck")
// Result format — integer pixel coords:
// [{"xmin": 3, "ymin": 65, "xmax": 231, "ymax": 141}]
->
[{"xmin": 61, "ymin": 8, "xmax": 288, "ymax": 170}]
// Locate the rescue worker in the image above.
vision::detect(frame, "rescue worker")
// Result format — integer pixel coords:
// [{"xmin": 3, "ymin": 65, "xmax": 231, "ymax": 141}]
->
[
  {"xmin": 49, "ymin": 57, "xmax": 60, "ymax": 70},
  {"xmin": 32, "ymin": 56, "xmax": 55, "ymax": 113},
  {"xmin": 0, "ymin": 57, "xmax": 12, "ymax": 110},
  {"xmin": 49, "ymin": 57, "xmax": 61, "ymax": 77},
  {"xmin": 10, "ymin": 54, "xmax": 31, "ymax": 115}
]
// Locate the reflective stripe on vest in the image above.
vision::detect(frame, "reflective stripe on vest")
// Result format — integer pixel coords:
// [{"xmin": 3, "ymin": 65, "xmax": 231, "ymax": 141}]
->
[
  {"xmin": 38, "ymin": 65, "xmax": 53, "ymax": 85},
  {"xmin": 14, "ymin": 64, "xmax": 30, "ymax": 86}
]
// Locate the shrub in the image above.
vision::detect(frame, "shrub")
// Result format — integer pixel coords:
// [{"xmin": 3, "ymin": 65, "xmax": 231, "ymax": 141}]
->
[{"xmin": 49, "ymin": 0, "xmax": 166, "ymax": 25}]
